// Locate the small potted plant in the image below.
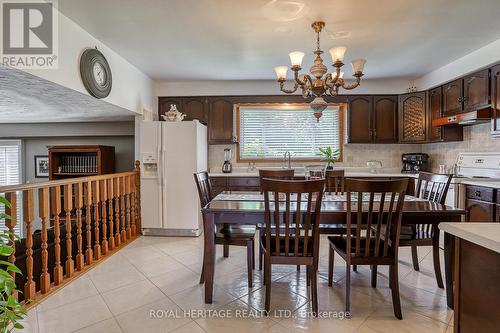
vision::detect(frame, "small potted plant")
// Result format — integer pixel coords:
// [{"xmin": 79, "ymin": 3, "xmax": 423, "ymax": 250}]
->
[{"xmin": 319, "ymin": 147, "xmax": 340, "ymax": 170}]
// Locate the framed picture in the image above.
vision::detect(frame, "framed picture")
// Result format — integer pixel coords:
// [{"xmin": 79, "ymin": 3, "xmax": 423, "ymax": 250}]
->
[{"xmin": 35, "ymin": 155, "xmax": 49, "ymax": 178}]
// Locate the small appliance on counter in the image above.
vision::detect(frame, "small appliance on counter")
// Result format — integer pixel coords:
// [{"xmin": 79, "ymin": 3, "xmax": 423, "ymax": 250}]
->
[
  {"xmin": 401, "ymin": 153, "xmax": 430, "ymax": 173},
  {"xmin": 222, "ymin": 148, "xmax": 232, "ymax": 173}
]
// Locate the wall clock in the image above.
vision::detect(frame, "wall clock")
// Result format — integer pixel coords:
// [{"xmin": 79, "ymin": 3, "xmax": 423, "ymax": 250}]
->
[{"xmin": 80, "ymin": 48, "xmax": 112, "ymax": 99}]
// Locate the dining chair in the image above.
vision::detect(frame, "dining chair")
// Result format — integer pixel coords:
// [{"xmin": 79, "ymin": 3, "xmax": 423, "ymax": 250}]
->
[
  {"xmin": 399, "ymin": 172, "xmax": 452, "ymax": 288},
  {"xmin": 261, "ymin": 178, "xmax": 326, "ymax": 314},
  {"xmin": 327, "ymin": 178, "xmax": 408, "ymax": 319},
  {"xmin": 194, "ymin": 171, "xmax": 256, "ymax": 287},
  {"xmin": 258, "ymin": 169, "xmax": 295, "ymax": 271}
]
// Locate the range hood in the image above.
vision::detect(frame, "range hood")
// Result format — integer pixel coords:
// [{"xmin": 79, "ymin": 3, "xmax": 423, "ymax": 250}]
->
[{"xmin": 432, "ymin": 108, "xmax": 492, "ymax": 127}]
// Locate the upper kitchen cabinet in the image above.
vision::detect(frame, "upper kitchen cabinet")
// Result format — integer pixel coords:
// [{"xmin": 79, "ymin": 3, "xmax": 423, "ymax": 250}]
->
[
  {"xmin": 428, "ymin": 87, "xmax": 463, "ymax": 142},
  {"xmin": 442, "ymin": 79, "xmax": 463, "ymax": 115},
  {"xmin": 208, "ymin": 98, "xmax": 234, "ymax": 144},
  {"xmin": 372, "ymin": 96, "xmax": 398, "ymax": 143},
  {"xmin": 399, "ymin": 92, "xmax": 427, "ymax": 143},
  {"xmin": 347, "ymin": 96, "xmax": 373, "ymax": 143},
  {"xmin": 492, "ymin": 64, "xmax": 500, "ymax": 136},
  {"xmin": 183, "ymin": 97, "xmax": 208, "ymax": 124},
  {"xmin": 347, "ymin": 95, "xmax": 398, "ymax": 143},
  {"xmin": 442, "ymin": 69, "xmax": 491, "ymax": 115},
  {"xmin": 158, "ymin": 97, "xmax": 182, "ymax": 120},
  {"xmin": 463, "ymin": 69, "xmax": 490, "ymax": 111}
]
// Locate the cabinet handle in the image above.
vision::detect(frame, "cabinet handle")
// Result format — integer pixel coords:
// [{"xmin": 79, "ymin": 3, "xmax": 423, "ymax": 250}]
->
[
  {"xmin": 457, "ymin": 97, "xmax": 462, "ymax": 103},
  {"xmin": 373, "ymin": 129, "xmax": 377, "ymax": 138},
  {"xmin": 475, "ymin": 190, "xmax": 481, "ymax": 197},
  {"xmin": 369, "ymin": 129, "xmax": 373, "ymax": 137}
]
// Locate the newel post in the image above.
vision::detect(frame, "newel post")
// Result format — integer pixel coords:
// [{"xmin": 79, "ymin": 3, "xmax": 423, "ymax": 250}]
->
[{"xmin": 134, "ymin": 160, "xmax": 142, "ymax": 234}]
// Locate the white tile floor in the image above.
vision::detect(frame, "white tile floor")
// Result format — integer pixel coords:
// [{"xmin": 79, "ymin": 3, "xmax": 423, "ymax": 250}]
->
[{"xmin": 20, "ymin": 235, "xmax": 453, "ymax": 333}]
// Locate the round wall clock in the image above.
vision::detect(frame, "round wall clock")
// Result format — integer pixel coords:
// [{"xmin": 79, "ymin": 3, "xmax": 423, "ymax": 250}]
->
[{"xmin": 80, "ymin": 48, "xmax": 112, "ymax": 99}]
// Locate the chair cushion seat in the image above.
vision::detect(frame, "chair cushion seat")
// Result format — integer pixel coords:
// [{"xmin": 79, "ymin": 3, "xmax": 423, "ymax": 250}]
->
[
  {"xmin": 260, "ymin": 235, "xmax": 312, "ymax": 255},
  {"xmin": 328, "ymin": 236, "xmax": 393, "ymax": 257},
  {"xmin": 216, "ymin": 225, "xmax": 256, "ymax": 239}
]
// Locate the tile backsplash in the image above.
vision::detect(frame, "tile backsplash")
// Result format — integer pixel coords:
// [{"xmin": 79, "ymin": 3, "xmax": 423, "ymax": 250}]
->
[
  {"xmin": 422, "ymin": 123, "xmax": 500, "ymax": 171},
  {"xmin": 209, "ymin": 123, "xmax": 500, "ymax": 173}
]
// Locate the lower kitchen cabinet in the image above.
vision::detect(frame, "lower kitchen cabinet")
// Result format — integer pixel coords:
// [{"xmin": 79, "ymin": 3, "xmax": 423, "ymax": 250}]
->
[{"xmin": 465, "ymin": 185, "xmax": 497, "ymax": 222}]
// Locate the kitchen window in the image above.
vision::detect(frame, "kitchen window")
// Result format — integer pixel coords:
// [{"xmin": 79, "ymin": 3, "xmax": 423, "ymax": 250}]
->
[
  {"xmin": 236, "ymin": 104, "xmax": 344, "ymax": 162},
  {"xmin": 0, "ymin": 140, "xmax": 22, "ymax": 235}
]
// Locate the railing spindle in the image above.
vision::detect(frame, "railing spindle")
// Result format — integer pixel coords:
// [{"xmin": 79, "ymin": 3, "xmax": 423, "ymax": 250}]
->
[
  {"xmin": 107, "ymin": 178, "xmax": 115, "ymax": 250},
  {"xmin": 75, "ymin": 183, "xmax": 85, "ymax": 271},
  {"xmin": 64, "ymin": 184, "xmax": 74, "ymax": 277},
  {"xmin": 120, "ymin": 177, "xmax": 126, "ymax": 242},
  {"xmin": 23, "ymin": 189, "xmax": 36, "ymax": 300},
  {"xmin": 5, "ymin": 192, "xmax": 17, "ymax": 299},
  {"xmin": 52, "ymin": 186, "xmax": 64, "ymax": 285},
  {"xmin": 85, "ymin": 181, "xmax": 93, "ymax": 265},
  {"xmin": 38, "ymin": 188, "xmax": 51, "ymax": 294},
  {"xmin": 100, "ymin": 179, "xmax": 108, "ymax": 255},
  {"xmin": 114, "ymin": 177, "xmax": 121, "ymax": 246},
  {"xmin": 92, "ymin": 180, "xmax": 101, "ymax": 260},
  {"xmin": 125, "ymin": 176, "xmax": 132, "ymax": 239},
  {"xmin": 130, "ymin": 175, "xmax": 136, "ymax": 236}
]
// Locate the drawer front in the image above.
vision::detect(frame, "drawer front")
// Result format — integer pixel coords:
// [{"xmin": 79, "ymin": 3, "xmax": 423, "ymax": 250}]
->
[
  {"xmin": 466, "ymin": 186, "xmax": 494, "ymax": 202},
  {"xmin": 210, "ymin": 177, "xmax": 228, "ymax": 187},
  {"xmin": 228, "ymin": 177, "xmax": 260, "ymax": 188}
]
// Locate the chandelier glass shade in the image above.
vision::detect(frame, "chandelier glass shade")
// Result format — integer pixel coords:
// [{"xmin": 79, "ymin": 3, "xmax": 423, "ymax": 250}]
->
[{"xmin": 274, "ymin": 21, "xmax": 366, "ymax": 120}]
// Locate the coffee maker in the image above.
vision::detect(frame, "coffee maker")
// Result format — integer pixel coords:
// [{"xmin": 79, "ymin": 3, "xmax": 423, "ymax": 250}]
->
[
  {"xmin": 222, "ymin": 148, "xmax": 232, "ymax": 173},
  {"xmin": 401, "ymin": 153, "xmax": 430, "ymax": 173}
]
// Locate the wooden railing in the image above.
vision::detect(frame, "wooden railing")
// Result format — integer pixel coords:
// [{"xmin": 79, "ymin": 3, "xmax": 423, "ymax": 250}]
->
[{"xmin": 0, "ymin": 161, "xmax": 142, "ymax": 305}]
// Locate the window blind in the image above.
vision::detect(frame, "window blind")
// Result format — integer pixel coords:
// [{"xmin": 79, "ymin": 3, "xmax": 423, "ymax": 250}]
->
[
  {"xmin": 238, "ymin": 106, "xmax": 342, "ymax": 160},
  {"xmin": 0, "ymin": 141, "xmax": 22, "ymax": 235}
]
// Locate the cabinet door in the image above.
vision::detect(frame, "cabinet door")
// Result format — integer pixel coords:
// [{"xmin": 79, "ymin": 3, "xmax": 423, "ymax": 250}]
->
[
  {"xmin": 183, "ymin": 97, "xmax": 208, "ymax": 124},
  {"xmin": 496, "ymin": 205, "xmax": 500, "ymax": 222},
  {"xmin": 466, "ymin": 199, "xmax": 496, "ymax": 222},
  {"xmin": 398, "ymin": 92, "xmax": 426, "ymax": 143},
  {"xmin": 208, "ymin": 98, "xmax": 234, "ymax": 144},
  {"xmin": 428, "ymin": 87, "xmax": 443, "ymax": 142},
  {"xmin": 492, "ymin": 65, "xmax": 500, "ymax": 136},
  {"xmin": 373, "ymin": 96, "xmax": 398, "ymax": 143},
  {"xmin": 158, "ymin": 97, "xmax": 182, "ymax": 120},
  {"xmin": 348, "ymin": 96, "xmax": 373, "ymax": 143},
  {"xmin": 463, "ymin": 69, "xmax": 490, "ymax": 111},
  {"xmin": 442, "ymin": 79, "xmax": 463, "ymax": 115}
]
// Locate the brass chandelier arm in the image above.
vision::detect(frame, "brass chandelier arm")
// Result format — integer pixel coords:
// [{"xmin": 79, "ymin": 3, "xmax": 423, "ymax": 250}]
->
[
  {"xmin": 279, "ymin": 80, "xmax": 299, "ymax": 94},
  {"xmin": 341, "ymin": 76, "xmax": 362, "ymax": 90}
]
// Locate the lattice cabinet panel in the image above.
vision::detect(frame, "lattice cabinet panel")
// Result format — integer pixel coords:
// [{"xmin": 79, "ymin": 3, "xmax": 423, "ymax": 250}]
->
[{"xmin": 399, "ymin": 92, "xmax": 426, "ymax": 142}]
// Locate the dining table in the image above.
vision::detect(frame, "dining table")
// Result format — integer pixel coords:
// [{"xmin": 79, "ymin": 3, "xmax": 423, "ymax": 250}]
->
[{"xmin": 201, "ymin": 191, "xmax": 466, "ymax": 308}]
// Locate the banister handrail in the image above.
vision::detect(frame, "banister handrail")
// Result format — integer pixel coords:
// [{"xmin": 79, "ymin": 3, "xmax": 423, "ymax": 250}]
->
[{"xmin": 0, "ymin": 171, "xmax": 136, "ymax": 193}]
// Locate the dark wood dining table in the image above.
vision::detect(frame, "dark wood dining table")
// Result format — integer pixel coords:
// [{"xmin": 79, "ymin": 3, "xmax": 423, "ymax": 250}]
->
[{"xmin": 201, "ymin": 191, "xmax": 465, "ymax": 308}]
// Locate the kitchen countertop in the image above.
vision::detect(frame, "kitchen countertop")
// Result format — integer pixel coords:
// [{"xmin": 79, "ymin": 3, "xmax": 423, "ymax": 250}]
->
[
  {"xmin": 209, "ymin": 168, "xmax": 418, "ymax": 178},
  {"xmin": 439, "ymin": 223, "xmax": 500, "ymax": 254},
  {"xmin": 455, "ymin": 178, "xmax": 500, "ymax": 189}
]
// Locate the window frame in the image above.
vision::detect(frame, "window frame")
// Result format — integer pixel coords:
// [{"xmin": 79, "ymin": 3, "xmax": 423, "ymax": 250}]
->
[
  {"xmin": 235, "ymin": 103, "xmax": 344, "ymax": 163},
  {"xmin": 0, "ymin": 140, "xmax": 23, "ymax": 236}
]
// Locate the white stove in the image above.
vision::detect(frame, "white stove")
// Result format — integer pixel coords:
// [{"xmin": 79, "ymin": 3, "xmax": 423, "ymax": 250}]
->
[{"xmin": 446, "ymin": 152, "xmax": 500, "ymax": 209}]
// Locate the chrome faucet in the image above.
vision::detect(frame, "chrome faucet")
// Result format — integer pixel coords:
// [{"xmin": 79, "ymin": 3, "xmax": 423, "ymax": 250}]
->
[{"xmin": 283, "ymin": 151, "xmax": 291, "ymax": 169}]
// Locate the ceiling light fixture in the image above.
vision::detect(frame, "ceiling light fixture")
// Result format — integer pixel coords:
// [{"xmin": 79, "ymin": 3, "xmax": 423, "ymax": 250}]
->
[{"xmin": 274, "ymin": 21, "xmax": 366, "ymax": 121}]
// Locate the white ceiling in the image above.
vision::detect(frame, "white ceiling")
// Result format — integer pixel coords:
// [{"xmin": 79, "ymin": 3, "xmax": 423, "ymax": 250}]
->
[
  {"xmin": 0, "ymin": 66, "xmax": 136, "ymax": 123},
  {"xmin": 57, "ymin": 0, "xmax": 500, "ymax": 81}
]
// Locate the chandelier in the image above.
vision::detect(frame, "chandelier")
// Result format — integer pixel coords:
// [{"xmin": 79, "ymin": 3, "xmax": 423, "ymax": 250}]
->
[{"xmin": 274, "ymin": 21, "xmax": 366, "ymax": 120}]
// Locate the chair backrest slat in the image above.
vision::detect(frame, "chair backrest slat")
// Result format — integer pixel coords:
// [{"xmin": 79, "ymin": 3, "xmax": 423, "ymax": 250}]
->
[
  {"xmin": 325, "ymin": 170, "xmax": 345, "ymax": 194},
  {"xmin": 194, "ymin": 172, "xmax": 213, "ymax": 208},
  {"xmin": 345, "ymin": 178, "xmax": 408, "ymax": 261},
  {"xmin": 261, "ymin": 178, "xmax": 325, "ymax": 259}
]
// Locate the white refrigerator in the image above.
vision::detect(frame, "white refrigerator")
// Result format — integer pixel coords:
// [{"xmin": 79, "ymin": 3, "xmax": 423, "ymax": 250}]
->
[{"xmin": 139, "ymin": 120, "xmax": 207, "ymax": 236}]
